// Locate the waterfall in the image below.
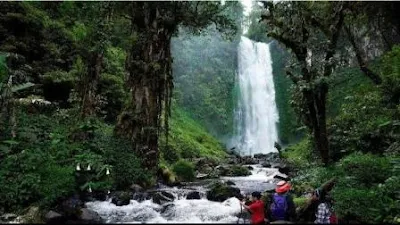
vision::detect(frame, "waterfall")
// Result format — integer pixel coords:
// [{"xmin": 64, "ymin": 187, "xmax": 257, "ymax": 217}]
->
[{"xmin": 233, "ymin": 36, "xmax": 279, "ymax": 156}]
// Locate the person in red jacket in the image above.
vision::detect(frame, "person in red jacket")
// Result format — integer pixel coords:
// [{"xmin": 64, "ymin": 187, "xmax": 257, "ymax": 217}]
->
[{"xmin": 241, "ymin": 191, "xmax": 265, "ymax": 224}]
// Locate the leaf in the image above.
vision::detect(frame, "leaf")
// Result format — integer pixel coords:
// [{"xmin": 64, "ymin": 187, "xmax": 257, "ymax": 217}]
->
[
  {"xmin": 2, "ymin": 140, "xmax": 19, "ymax": 145},
  {"xmin": 11, "ymin": 82, "xmax": 36, "ymax": 92}
]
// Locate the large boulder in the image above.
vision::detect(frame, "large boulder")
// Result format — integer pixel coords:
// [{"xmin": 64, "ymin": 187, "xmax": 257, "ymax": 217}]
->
[
  {"xmin": 207, "ymin": 182, "xmax": 243, "ymax": 202},
  {"xmin": 57, "ymin": 195, "xmax": 83, "ymax": 219},
  {"xmin": 130, "ymin": 184, "xmax": 143, "ymax": 193},
  {"xmin": 221, "ymin": 165, "xmax": 251, "ymax": 177},
  {"xmin": 111, "ymin": 191, "xmax": 132, "ymax": 206},
  {"xmin": 242, "ymin": 156, "xmax": 258, "ymax": 165},
  {"xmin": 45, "ymin": 211, "xmax": 63, "ymax": 224},
  {"xmin": 151, "ymin": 191, "xmax": 175, "ymax": 205},
  {"xmin": 186, "ymin": 191, "xmax": 201, "ymax": 200},
  {"xmin": 79, "ymin": 208, "xmax": 103, "ymax": 224},
  {"xmin": 271, "ymin": 163, "xmax": 290, "ymax": 175},
  {"xmin": 20, "ymin": 206, "xmax": 42, "ymax": 223}
]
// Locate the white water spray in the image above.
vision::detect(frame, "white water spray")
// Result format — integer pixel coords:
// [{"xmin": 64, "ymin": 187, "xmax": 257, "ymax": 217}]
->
[{"xmin": 233, "ymin": 36, "xmax": 279, "ymax": 156}]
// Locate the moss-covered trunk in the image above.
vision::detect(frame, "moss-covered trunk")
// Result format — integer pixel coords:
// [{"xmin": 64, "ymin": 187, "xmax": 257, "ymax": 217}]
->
[
  {"xmin": 81, "ymin": 52, "xmax": 103, "ymax": 117},
  {"xmin": 115, "ymin": 2, "xmax": 174, "ymax": 171}
]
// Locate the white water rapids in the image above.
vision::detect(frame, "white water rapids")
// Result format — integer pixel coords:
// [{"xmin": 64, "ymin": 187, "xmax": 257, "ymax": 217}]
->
[
  {"xmin": 232, "ymin": 36, "xmax": 279, "ymax": 156},
  {"xmin": 85, "ymin": 166, "xmax": 285, "ymax": 223}
]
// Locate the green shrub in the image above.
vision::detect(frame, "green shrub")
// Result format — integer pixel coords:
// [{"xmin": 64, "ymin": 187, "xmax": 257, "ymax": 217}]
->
[
  {"xmin": 172, "ymin": 159, "xmax": 195, "ymax": 182},
  {"xmin": 339, "ymin": 152, "xmax": 392, "ymax": 187},
  {"xmin": 380, "ymin": 45, "xmax": 400, "ymax": 106},
  {"xmin": 281, "ymin": 137, "xmax": 314, "ymax": 167},
  {"xmin": 332, "ymin": 187, "xmax": 388, "ymax": 223},
  {"xmin": 37, "ymin": 163, "xmax": 76, "ymax": 207},
  {"xmin": 104, "ymin": 136, "xmax": 153, "ymax": 189}
]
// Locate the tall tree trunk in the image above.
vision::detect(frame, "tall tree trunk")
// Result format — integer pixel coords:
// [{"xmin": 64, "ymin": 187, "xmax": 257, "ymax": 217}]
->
[
  {"xmin": 81, "ymin": 52, "xmax": 103, "ymax": 118},
  {"xmin": 304, "ymin": 86, "xmax": 330, "ymax": 166},
  {"xmin": 115, "ymin": 2, "xmax": 174, "ymax": 171}
]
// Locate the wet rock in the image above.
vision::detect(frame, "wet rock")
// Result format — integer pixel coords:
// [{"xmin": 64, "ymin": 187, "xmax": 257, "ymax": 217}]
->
[
  {"xmin": 254, "ymin": 153, "xmax": 268, "ymax": 159},
  {"xmin": 226, "ymin": 180, "xmax": 236, "ymax": 186},
  {"xmin": 130, "ymin": 184, "xmax": 143, "ymax": 193},
  {"xmin": 161, "ymin": 202, "xmax": 175, "ymax": 214},
  {"xmin": 91, "ymin": 191, "xmax": 108, "ymax": 201},
  {"xmin": 58, "ymin": 195, "xmax": 83, "ymax": 218},
  {"xmin": 247, "ymin": 165, "xmax": 254, "ymax": 170},
  {"xmin": 152, "ymin": 191, "xmax": 175, "ymax": 205},
  {"xmin": 186, "ymin": 191, "xmax": 201, "ymax": 200},
  {"xmin": 207, "ymin": 182, "xmax": 242, "ymax": 202},
  {"xmin": 196, "ymin": 173, "xmax": 209, "ymax": 179},
  {"xmin": 0, "ymin": 213, "xmax": 18, "ymax": 222},
  {"xmin": 21, "ymin": 206, "xmax": 42, "ymax": 223},
  {"xmin": 262, "ymin": 162, "xmax": 271, "ymax": 168},
  {"xmin": 45, "ymin": 210, "xmax": 63, "ymax": 224},
  {"xmin": 274, "ymin": 174, "xmax": 290, "ymax": 181},
  {"xmin": 79, "ymin": 208, "xmax": 103, "ymax": 223},
  {"xmin": 132, "ymin": 192, "xmax": 149, "ymax": 202},
  {"xmin": 242, "ymin": 156, "xmax": 258, "ymax": 165},
  {"xmin": 218, "ymin": 165, "xmax": 251, "ymax": 177},
  {"xmin": 111, "ymin": 191, "xmax": 132, "ymax": 206}
]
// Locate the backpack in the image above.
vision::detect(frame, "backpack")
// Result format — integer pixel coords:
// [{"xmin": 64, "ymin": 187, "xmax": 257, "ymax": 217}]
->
[{"xmin": 270, "ymin": 193, "xmax": 288, "ymax": 221}]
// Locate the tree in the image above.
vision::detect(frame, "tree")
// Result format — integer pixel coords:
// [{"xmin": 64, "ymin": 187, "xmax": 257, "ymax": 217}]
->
[
  {"xmin": 115, "ymin": 1, "xmax": 238, "ymax": 171},
  {"xmin": 261, "ymin": 1, "xmax": 348, "ymax": 165}
]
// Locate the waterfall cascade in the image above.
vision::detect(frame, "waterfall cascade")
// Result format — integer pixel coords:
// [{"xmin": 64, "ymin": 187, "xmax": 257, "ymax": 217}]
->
[{"xmin": 233, "ymin": 36, "xmax": 279, "ymax": 156}]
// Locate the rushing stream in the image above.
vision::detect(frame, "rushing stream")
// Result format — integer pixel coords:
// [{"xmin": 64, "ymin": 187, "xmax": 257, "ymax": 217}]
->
[{"xmin": 85, "ymin": 165, "xmax": 285, "ymax": 223}]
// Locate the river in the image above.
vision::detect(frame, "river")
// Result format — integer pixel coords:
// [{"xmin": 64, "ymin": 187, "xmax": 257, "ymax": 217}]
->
[{"xmin": 85, "ymin": 165, "xmax": 285, "ymax": 223}]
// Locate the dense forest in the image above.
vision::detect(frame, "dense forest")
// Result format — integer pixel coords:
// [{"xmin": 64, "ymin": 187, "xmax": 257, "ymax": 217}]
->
[{"xmin": 0, "ymin": 1, "xmax": 399, "ymax": 224}]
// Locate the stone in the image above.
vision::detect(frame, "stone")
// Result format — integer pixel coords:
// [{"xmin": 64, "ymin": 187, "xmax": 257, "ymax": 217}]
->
[
  {"xmin": 79, "ymin": 208, "xmax": 103, "ymax": 223},
  {"xmin": 262, "ymin": 162, "xmax": 272, "ymax": 168},
  {"xmin": 0, "ymin": 213, "xmax": 18, "ymax": 222},
  {"xmin": 274, "ymin": 174, "xmax": 290, "ymax": 181},
  {"xmin": 152, "ymin": 191, "xmax": 175, "ymax": 205},
  {"xmin": 21, "ymin": 206, "xmax": 42, "ymax": 223},
  {"xmin": 45, "ymin": 210, "xmax": 63, "ymax": 224},
  {"xmin": 206, "ymin": 182, "xmax": 242, "ymax": 202},
  {"xmin": 111, "ymin": 191, "xmax": 132, "ymax": 206},
  {"xmin": 196, "ymin": 173, "xmax": 209, "ymax": 179},
  {"xmin": 226, "ymin": 180, "xmax": 236, "ymax": 186},
  {"xmin": 56, "ymin": 195, "xmax": 83, "ymax": 219},
  {"xmin": 186, "ymin": 191, "xmax": 201, "ymax": 200},
  {"xmin": 130, "ymin": 184, "xmax": 143, "ymax": 193}
]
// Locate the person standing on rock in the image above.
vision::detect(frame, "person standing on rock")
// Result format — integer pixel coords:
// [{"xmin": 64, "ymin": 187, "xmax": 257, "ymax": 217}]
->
[
  {"xmin": 268, "ymin": 181, "xmax": 296, "ymax": 223},
  {"xmin": 241, "ymin": 191, "xmax": 265, "ymax": 225}
]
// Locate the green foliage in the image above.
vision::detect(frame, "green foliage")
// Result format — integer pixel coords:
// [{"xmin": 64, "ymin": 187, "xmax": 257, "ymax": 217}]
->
[
  {"xmin": 172, "ymin": 27, "xmax": 239, "ymax": 138},
  {"xmin": 339, "ymin": 152, "xmax": 392, "ymax": 187},
  {"xmin": 380, "ymin": 45, "xmax": 400, "ymax": 106},
  {"xmin": 281, "ymin": 137, "xmax": 314, "ymax": 168},
  {"xmin": 0, "ymin": 108, "xmax": 153, "ymax": 212},
  {"xmin": 159, "ymin": 107, "xmax": 227, "ymax": 163},
  {"xmin": 172, "ymin": 159, "xmax": 195, "ymax": 182}
]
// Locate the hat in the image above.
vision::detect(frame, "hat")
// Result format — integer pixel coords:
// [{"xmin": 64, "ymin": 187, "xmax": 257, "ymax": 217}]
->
[{"xmin": 275, "ymin": 181, "xmax": 291, "ymax": 193}]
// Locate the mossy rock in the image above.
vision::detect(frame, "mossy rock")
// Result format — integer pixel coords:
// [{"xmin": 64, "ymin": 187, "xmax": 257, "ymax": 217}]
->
[
  {"xmin": 219, "ymin": 165, "xmax": 251, "ymax": 177},
  {"xmin": 158, "ymin": 166, "xmax": 177, "ymax": 186},
  {"xmin": 206, "ymin": 182, "xmax": 242, "ymax": 202}
]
